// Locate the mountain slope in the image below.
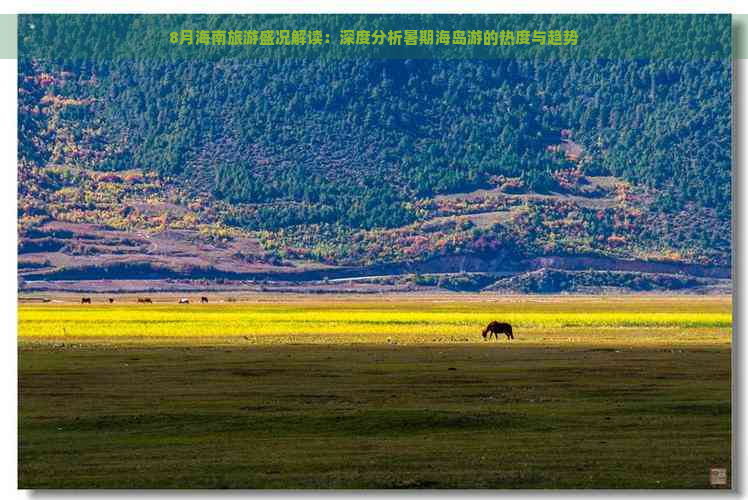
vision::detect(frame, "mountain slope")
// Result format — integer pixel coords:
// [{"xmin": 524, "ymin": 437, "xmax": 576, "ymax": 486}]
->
[{"xmin": 17, "ymin": 55, "xmax": 732, "ymax": 292}]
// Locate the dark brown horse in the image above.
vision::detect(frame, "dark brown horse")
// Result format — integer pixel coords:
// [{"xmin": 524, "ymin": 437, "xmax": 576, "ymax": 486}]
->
[
  {"xmin": 81, "ymin": 297, "xmax": 91, "ymax": 304},
  {"xmin": 482, "ymin": 321, "xmax": 513, "ymax": 341},
  {"xmin": 201, "ymin": 296, "xmax": 209, "ymax": 304}
]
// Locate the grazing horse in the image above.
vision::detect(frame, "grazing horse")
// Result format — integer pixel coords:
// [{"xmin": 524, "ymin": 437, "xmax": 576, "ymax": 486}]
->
[
  {"xmin": 201, "ymin": 296, "xmax": 209, "ymax": 304},
  {"xmin": 482, "ymin": 321, "xmax": 514, "ymax": 341},
  {"xmin": 178, "ymin": 298, "xmax": 190, "ymax": 304},
  {"xmin": 81, "ymin": 297, "xmax": 91, "ymax": 304}
]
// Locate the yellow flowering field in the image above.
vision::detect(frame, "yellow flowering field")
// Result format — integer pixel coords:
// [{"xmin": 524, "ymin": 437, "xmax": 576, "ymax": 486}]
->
[{"xmin": 17, "ymin": 296, "xmax": 732, "ymax": 346}]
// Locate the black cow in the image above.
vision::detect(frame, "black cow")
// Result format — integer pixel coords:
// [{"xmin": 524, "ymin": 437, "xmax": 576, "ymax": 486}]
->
[{"xmin": 81, "ymin": 297, "xmax": 91, "ymax": 304}]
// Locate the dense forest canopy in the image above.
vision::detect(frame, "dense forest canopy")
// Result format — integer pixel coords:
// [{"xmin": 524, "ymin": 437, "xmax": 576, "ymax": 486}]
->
[
  {"xmin": 17, "ymin": 15, "xmax": 732, "ymax": 289},
  {"xmin": 19, "ymin": 56, "xmax": 732, "ymax": 229}
]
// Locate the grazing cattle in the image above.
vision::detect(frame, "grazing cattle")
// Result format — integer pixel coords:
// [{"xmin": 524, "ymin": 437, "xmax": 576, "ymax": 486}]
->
[
  {"xmin": 81, "ymin": 297, "xmax": 91, "ymax": 304},
  {"xmin": 108, "ymin": 298, "xmax": 114, "ymax": 304},
  {"xmin": 178, "ymin": 298, "xmax": 190, "ymax": 304},
  {"xmin": 137, "ymin": 297, "xmax": 152, "ymax": 304},
  {"xmin": 482, "ymin": 321, "xmax": 514, "ymax": 341},
  {"xmin": 201, "ymin": 296, "xmax": 209, "ymax": 304}
]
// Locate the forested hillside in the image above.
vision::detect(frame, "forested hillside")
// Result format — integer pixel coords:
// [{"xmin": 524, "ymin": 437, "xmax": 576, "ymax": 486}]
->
[{"xmin": 17, "ymin": 15, "xmax": 732, "ymax": 293}]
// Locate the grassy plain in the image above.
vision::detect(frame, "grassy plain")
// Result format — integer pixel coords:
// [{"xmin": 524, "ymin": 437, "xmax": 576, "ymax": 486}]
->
[{"xmin": 18, "ymin": 295, "xmax": 732, "ymax": 488}]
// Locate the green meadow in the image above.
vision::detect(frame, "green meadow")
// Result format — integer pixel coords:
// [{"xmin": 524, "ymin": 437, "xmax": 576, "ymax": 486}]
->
[{"xmin": 18, "ymin": 295, "xmax": 732, "ymax": 488}]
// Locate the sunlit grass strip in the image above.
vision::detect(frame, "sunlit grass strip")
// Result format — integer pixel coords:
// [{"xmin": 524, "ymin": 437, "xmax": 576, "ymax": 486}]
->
[{"xmin": 17, "ymin": 306, "xmax": 732, "ymax": 338}]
